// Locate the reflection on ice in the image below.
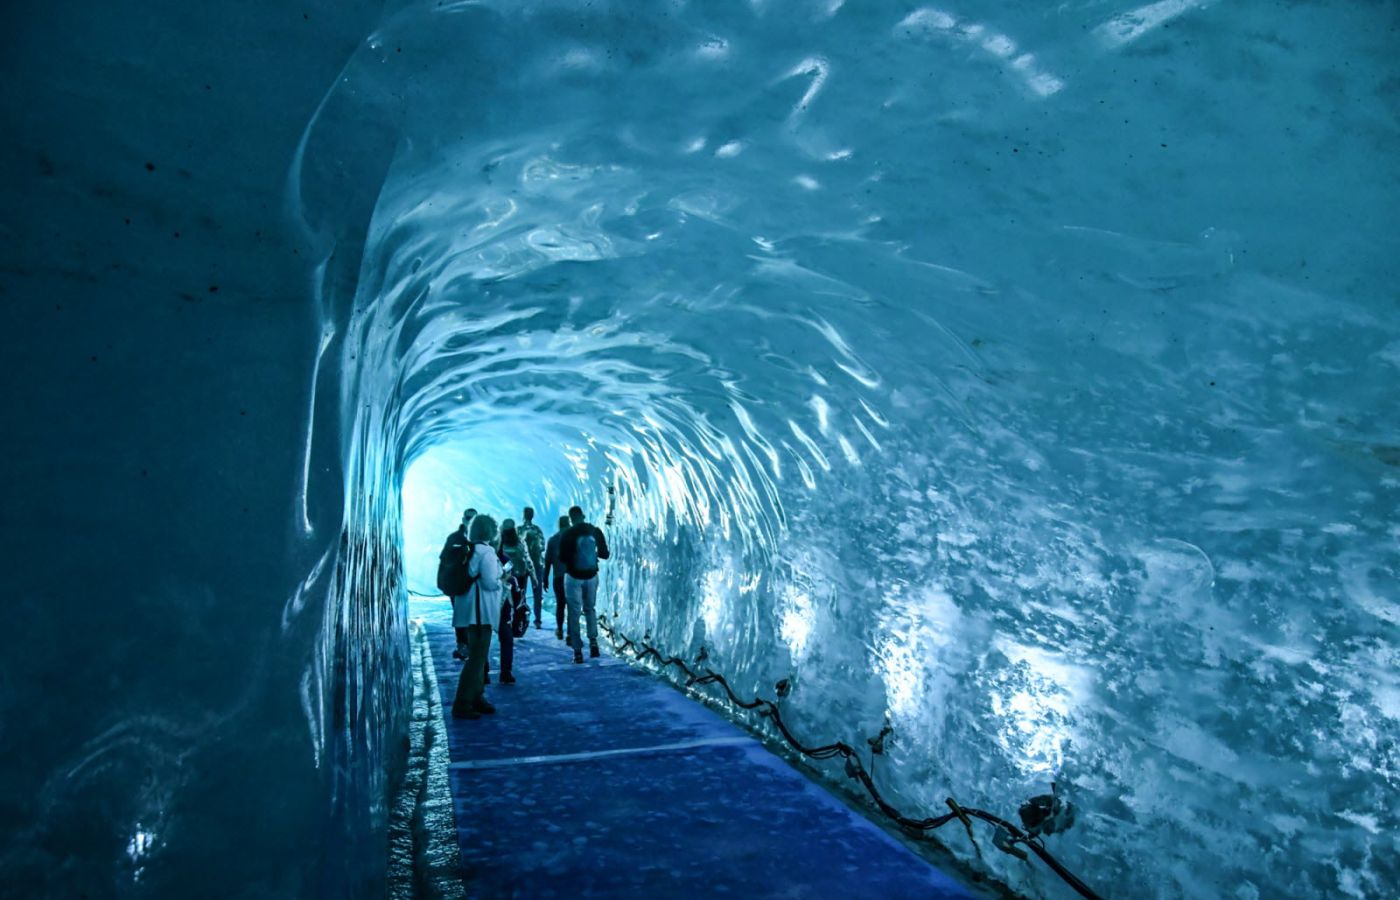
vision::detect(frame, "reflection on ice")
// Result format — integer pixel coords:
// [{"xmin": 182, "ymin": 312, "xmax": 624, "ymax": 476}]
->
[
  {"xmin": 896, "ymin": 7, "xmax": 1065, "ymax": 97},
  {"xmin": 990, "ymin": 638, "xmax": 1086, "ymax": 778},
  {"xmin": 125, "ymin": 826, "xmax": 157, "ymax": 882},
  {"xmin": 779, "ymin": 585, "xmax": 815, "ymax": 660},
  {"xmin": 1095, "ymin": 0, "xmax": 1221, "ymax": 49},
  {"xmin": 701, "ymin": 569, "xmax": 728, "ymax": 637}
]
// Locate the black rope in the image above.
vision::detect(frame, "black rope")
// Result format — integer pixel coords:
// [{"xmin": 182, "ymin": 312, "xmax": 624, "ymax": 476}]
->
[{"xmin": 597, "ymin": 615, "xmax": 1103, "ymax": 900}]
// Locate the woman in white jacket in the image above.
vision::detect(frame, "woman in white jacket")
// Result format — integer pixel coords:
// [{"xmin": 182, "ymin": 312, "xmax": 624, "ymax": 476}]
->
[{"xmin": 451, "ymin": 514, "xmax": 501, "ymax": 719}]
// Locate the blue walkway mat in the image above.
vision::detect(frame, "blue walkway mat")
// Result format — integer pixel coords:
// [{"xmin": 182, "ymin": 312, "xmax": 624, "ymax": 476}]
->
[{"xmin": 424, "ymin": 619, "xmax": 974, "ymax": 899}]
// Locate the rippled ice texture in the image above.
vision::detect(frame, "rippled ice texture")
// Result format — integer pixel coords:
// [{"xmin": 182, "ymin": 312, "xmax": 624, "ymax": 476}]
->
[{"xmin": 313, "ymin": 1, "xmax": 1400, "ymax": 898}]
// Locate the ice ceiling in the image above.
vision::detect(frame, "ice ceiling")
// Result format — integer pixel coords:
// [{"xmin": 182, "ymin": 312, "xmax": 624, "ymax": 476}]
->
[{"xmin": 6, "ymin": 0, "xmax": 1396, "ymax": 897}]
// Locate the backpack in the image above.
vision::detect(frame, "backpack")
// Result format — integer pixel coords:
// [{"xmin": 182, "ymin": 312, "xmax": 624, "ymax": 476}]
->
[
  {"xmin": 522, "ymin": 522, "xmax": 545, "ymax": 562},
  {"xmin": 500, "ymin": 540, "xmax": 531, "ymax": 581},
  {"xmin": 504, "ymin": 574, "xmax": 530, "ymax": 637},
  {"xmin": 575, "ymin": 530, "xmax": 599, "ymax": 572},
  {"xmin": 437, "ymin": 538, "xmax": 478, "ymax": 596}
]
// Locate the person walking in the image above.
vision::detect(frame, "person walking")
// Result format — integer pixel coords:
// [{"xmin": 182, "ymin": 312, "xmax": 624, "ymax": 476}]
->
[
  {"xmin": 559, "ymin": 505, "xmax": 610, "ymax": 664},
  {"xmin": 450, "ymin": 514, "xmax": 499, "ymax": 720},
  {"xmin": 494, "ymin": 518, "xmax": 533, "ymax": 684},
  {"xmin": 438, "ymin": 508, "xmax": 477, "ymax": 661},
  {"xmin": 542, "ymin": 515, "xmax": 570, "ymax": 640},
  {"xmin": 519, "ymin": 507, "xmax": 547, "ymax": 629}
]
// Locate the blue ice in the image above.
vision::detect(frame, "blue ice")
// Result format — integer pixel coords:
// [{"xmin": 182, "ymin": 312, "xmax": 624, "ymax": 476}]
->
[{"xmin": 3, "ymin": 1, "xmax": 1397, "ymax": 897}]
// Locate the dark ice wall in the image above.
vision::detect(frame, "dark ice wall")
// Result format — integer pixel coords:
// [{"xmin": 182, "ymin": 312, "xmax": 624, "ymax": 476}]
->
[{"xmin": 1, "ymin": 2, "xmax": 396, "ymax": 896}]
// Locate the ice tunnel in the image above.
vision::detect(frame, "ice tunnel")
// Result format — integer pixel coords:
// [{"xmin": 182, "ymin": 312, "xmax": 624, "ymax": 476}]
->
[{"xmin": 3, "ymin": 0, "xmax": 1398, "ymax": 897}]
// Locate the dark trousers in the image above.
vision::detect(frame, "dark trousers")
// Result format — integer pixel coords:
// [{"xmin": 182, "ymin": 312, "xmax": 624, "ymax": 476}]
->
[
  {"xmin": 553, "ymin": 576, "xmax": 566, "ymax": 631},
  {"xmin": 450, "ymin": 598, "xmax": 470, "ymax": 645},
  {"xmin": 451, "ymin": 624, "xmax": 492, "ymax": 715},
  {"xmin": 531, "ymin": 567, "xmax": 544, "ymax": 624}
]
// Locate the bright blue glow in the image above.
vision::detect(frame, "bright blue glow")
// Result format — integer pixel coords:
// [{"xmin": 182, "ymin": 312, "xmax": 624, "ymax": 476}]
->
[{"xmin": 400, "ymin": 438, "xmax": 583, "ymax": 594}]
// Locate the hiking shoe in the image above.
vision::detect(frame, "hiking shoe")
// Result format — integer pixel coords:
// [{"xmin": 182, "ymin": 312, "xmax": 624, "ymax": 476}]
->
[
  {"xmin": 452, "ymin": 647, "xmax": 466, "ymax": 661},
  {"xmin": 452, "ymin": 707, "xmax": 481, "ymax": 720},
  {"xmin": 501, "ymin": 673, "xmax": 516, "ymax": 685},
  {"xmin": 555, "ymin": 626, "xmax": 564, "ymax": 640},
  {"xmin": 534, "ymin": 620, "xmax": 542, "ymax": 629},
  {"xmin": 589, "ymin": 644, "xmax": 600, "ymax": 659},
  {"xmin": 474, "ymin": 699, "xmax": 496, "ymax": 715},
  {"xmin": 573, "ymin": 650, "xmax": 584, "ymax": 664}
]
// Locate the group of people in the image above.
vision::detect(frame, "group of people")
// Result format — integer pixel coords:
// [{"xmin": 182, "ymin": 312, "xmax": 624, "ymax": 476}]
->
[{"xmin": 438, "ymin": 505, "xmax": 611, "ymax": 720}]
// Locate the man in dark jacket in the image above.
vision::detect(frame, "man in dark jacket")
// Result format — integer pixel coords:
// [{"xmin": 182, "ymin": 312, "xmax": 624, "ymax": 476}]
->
[
  {"xmin": 541, "ymin": 515, "xmax": 570, "ymax": 641},
  {"xmin": 559, "ymin": 505, "xmax": 610, "ymax": 664},
  {"xmin": 519, "ymin": 507, "xmax": 547, "ymax": 629}
]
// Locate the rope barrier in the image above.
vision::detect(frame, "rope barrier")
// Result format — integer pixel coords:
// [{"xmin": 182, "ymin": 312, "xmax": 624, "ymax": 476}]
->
[{"xmin": 597, "ymin": 615, "xmax": 1103, "ymax": 900}]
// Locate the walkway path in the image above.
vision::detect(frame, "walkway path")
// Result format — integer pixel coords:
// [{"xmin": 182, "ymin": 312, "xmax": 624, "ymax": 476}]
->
[{"xmin": 422, "ymin": 616, "xmax": 976, "ymax": 899}]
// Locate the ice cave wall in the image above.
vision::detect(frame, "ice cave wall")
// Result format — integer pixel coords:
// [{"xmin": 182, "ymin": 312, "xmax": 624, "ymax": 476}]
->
[
  {"xmin": 2, "ymin": 1, "xmax": 395, "ymax": 896},
  {"xmin": 3, "ymin": 1, "xmax": 1398, "ymax": 899}
]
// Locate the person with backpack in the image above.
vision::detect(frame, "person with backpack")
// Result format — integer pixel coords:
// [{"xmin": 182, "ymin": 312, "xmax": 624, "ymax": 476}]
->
[
  {"xmin": 519, "ymin": 507, "xmax": 547, "ymax": 629},
  {"xmin": 437, "ymin": 508, "xmax": 477, "ymax": 660},
  {"xmin": 559, "ymin": 505, "xmax": 610, "ymax": 664},
  {"xmin": 541, "ymin": 514, "xmax": 570, "ymax": 640},
  {"xmin": 494, "ymin": 519, "xmax": 533, "ymax": 684},
  {"xmin": 449, "ymin": 514, "xmax": 499, "ymax": 720}
]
